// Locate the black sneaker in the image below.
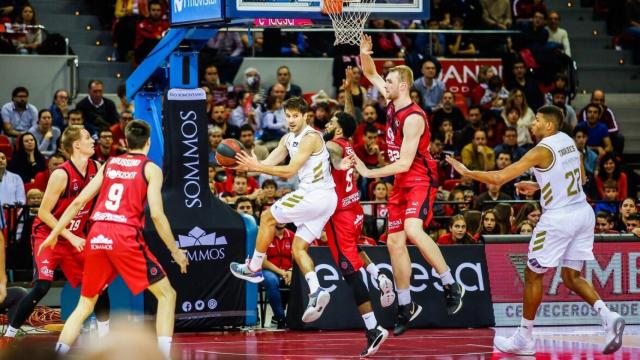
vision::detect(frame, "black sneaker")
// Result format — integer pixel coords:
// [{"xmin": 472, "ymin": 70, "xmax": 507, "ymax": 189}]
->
[
  {"xmin": 393, "ymin": 301, "xmax": 422, "ymax": 336},
  {"xmin": 360, "ymin": 326, "xmax": 389, "ymax": 357},
  {"xmin": 269, "ymin": 317, "xmax": 287, "ymax": 330},
  {"xmin": 443, "ymin": 282, "xmax": 465, "ymax": 315}
]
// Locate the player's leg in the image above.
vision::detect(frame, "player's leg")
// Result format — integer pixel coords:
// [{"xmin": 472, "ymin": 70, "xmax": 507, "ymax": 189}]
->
[
  {"xmin": 2, "ymin": 287, "xmax": 28, "ymax": 322},
  {"xmin": 94, "ymin": 291, "xmax": 111, "ymax": 337},
  {"xmin": 55, "ymin": 294, "xmax": 99, "ymax": 354},
  {"xmin": 147, "ymin": 277, "xmax": 177, "ymax": 358},
  {"xmin": 4, "ymin": 280, "xmax": 51, "ymax": 337},
  {"xmin": 357, "ymin": 247, "xmax": 394, "ymax": 307},
  {"xmin": 291, "ymin": 235, "xmax": 330, "ymax": 323}
]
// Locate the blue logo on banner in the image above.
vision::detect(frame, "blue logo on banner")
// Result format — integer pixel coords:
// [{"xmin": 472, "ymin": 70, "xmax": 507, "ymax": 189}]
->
[{"xmin": 170, "ymin": 0, "xmax": 223, "ymax": 25}]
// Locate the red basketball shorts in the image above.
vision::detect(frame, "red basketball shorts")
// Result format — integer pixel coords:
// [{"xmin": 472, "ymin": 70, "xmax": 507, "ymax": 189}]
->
[
  {"xmin": 32, "ymin": 227, "xmax": 85, "ymax": 287},
  {"xmin": 324, "ymin": 206, "xmax": 365, "ymax": 275},
  {"xmin": 81, "ymin": 222, "xmax": 165, "ymax": 297},
  {"xmin": 387, "ymin": 185, "xmax": 437, "ymax": 233}
]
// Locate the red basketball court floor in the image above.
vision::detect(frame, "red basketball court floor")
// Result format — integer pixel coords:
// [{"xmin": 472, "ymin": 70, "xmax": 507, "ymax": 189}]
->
[{"xmin": 5, "ymin": 325, "xmax": 639, "ymax": 359}]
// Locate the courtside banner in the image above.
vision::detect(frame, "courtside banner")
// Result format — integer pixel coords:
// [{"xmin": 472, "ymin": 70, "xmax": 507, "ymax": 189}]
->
[
  {"xmin": 486, "ymin": 242, "xmax": 640, "ymax": 326},
  {"xmin": 144, "ymin": 88, "xmax": 247, "ymax": 330},
  {"xmin": 287, "ymin": 245, "xmax": 494, "ymax": 330}
]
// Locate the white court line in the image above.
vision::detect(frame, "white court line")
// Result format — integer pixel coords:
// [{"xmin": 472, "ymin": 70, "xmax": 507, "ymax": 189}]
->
[
  {"xmin": 175, "ymin": 334, "xmax": 495, "ymax": 345},
  {"xmin": 194, "ymin": 350, "xmax": 495, "ymax": 358}
]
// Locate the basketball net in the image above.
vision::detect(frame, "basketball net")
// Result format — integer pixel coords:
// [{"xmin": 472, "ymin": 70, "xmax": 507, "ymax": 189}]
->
[{"xmin": 321, "ymin": 0, "xmax": 374, "ymax": 45}]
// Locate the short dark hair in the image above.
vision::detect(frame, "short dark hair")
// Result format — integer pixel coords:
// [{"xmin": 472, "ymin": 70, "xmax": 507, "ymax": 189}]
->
[
  {"xmin": 504, "ymin": 126, "xmax": 517, "ymax": 134},
  {"xmin": 496, "ymin": 151, "xmax": 512, "ymax": 160},
  {"xmin": 38, "ymin": 109, "xmax": 52, "ymax": 121},
  {"xmin": 69, "ymin": 109, "xmax": 83, "ymax": 118},
  {"xmin": 627, "ymin": 213, "xmax": 640, "ymax": 221},
  {"xmin": 99, "ymin": 128, "xmax": 113, "ymax": 137},
  {"xmin": 573, "ymin": 127, "xmax": 588, "ymax": 137},
  {"xmin": 596, "ymin": 211, "xmax": 611, "ymax": 219},
  {"xmin": 537, "ymin": 105, "xmax": 564, "ymax": 129},
  {"xmin": 12, "ymin": 86, "xmax": 28, "ymax": 98},
  {"xmin": 88, "ymin": 79, "xmax": 104, "ymax": 89},
  {"xmin": 335, "ymin": 112, "xmax": 356, "ymax": 139},
  {"xmin": 550, "ymin": 88, "xmax": 567, "ymax": 97},
  {"xmin": 364, "ymin": 124, "xmax": 378, "ymax": 136},
  {"xmin": 603, "ymin": 179, "xmax": 618, "ymax": 191},
  {"xmin": 467, "ymin": 105, "xmax": 482, "ymax": 114},
  {"xmin": 283, "ymin": 97, "xmax": 308, "ymax": 114},
  {"xmin": 235, "ymin": 196, "xmax": 253, "ymax": 208},
  {"xmin": 585, "ymin": 103, "xmax": 601, "ymax": 113},
  {"xmin": 124, "ymin": 120, "xmax": 151, "ymax": 150},
  {"xmin": 261, "ymin": 179, "xmax": 277, "ymax": 189},
  {"xmin": 239, "ymin": 124, "xmax": 254, "ymax": 134}
]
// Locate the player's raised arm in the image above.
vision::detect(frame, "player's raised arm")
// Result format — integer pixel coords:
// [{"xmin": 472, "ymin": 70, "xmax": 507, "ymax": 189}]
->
[
  {"xmin": 38, "ymin": 164, "xmax": 106, "ymax": 254},
  {"xmin": 446, "ymin": 145, "xmax": 552, "ymax": 186},
  {"xmin": 236, "ymin": 132, "xmax": 320, "ymax": 178},
  {"xmin": 145, "ymin": 162, "xmax": 188, "ymax": 273},
  {"xmin": 360, "ymin": 34, "xmax": 388, "ymax": 99}
]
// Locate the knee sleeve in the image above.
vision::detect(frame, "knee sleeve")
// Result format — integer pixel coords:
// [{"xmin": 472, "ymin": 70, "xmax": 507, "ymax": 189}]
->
[
  {"xmin": 344, "ymin": 273, "xmax": 370, "ymax": 307},
  {"xmin": 9, "ymin": 281, "xmax": 51, "ymax": 327},
  {"xmin": 29, "ymin": 280, "xmax": 51, "ymax": 302},
  {"xmin": 94, "ymin": 290, "xmax": 111, "ymax": 321}
]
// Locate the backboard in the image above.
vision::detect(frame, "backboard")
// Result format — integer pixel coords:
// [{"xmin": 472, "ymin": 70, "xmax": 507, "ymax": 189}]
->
[{"xmin": 226, "ymin": 0, "xmax": 429, "ymax": 21}]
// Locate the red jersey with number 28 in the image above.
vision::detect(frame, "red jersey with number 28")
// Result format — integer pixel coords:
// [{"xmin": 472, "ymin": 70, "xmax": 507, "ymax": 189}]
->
[
  {"xmin": 329, "ymin": 137, "xmax": 360, "ymax": 211},
  {"xmin": 90, "ymin": 153, "xmax": 149, "ymax": 230},
  {"xmin": 385, "ymin": 102, "xmax": 438, "ymax": 188},
  {"xmin": 32, "ymin": 160, "xmax": 99, "ymax": 236}
]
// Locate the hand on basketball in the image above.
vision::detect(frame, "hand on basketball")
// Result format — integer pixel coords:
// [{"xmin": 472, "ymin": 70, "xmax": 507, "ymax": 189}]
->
[
  {"xmin": 234, "ymin": 150, "xmax": 260, "ymax": 172},
  {"xmin": 445, "ymin": 156, "xmax": 470, "ymax": 176},
  {"xmin": 68, "ymin": 234, "xmax": 86, "ymax": 252},
  {"xmin": 38, "ymin": 234, "xmax": 59, "ymax": 256},
  {"xmin": 515, "ymin": 181, "xmax": 540, "ymax": 196},
  {"xmin": 360, "ymin": 34, "xmax": 373, "ymax": 55},
  {"xmin": 172, "ymin": 249, "xmax": 189, "ymax": 274}
]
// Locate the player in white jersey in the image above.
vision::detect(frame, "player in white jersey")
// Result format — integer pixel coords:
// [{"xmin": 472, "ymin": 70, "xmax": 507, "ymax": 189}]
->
[
  {"xmin": 230, "ymin": 97, "xmax": 350, "ymax": 323},
  {"xmin": 447, "ymin": 106, "xmax": 625, "ymax": 356}
]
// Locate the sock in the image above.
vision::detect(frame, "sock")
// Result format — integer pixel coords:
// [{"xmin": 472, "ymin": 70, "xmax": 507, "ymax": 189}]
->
[
  {"xmin": 438, "ymin": 269, "xmax": 455, "ymax": 286},
  {"xmin": 366, "ymin": 264, "xmax": 379, "ymax": 279},
  {"xmin": 97, "ymin": 320, "xmax": 110, "ymax": 338},
  {"xmin": 397, "ymin": 288, "xmax": 411, "ymax": 306},
  {"xmin": 519, "ymin": 318, "xmax": 534, "ymax": 339},
  {"xmin": 248, "ymin": 250, "xmax": 266, "ymax": 272},
  {"xmin": 4, "ymin": 326, "xmax": 18, "ymax": 338},
  {"xmin": 157, "ymin": 336, "xmax": 172, "ymax": 359},
  {"xmin": 362, "ymin": 311, "xmax": 377, "ymax": 330},
  {"xmin": 304, "ymin": 271, "xmax": 320, "ymax": 294},
  {"xmin": 55, "ymin": 342, "xmax": 71, "ymax": 354},
  {"xmin": 593, "ymin": 300, "xmax": 611, "ymax": 318}
]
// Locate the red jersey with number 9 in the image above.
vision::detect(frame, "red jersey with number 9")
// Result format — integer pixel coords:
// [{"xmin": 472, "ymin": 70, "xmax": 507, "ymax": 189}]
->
[
  {"xmin": 32, "ymin": 160, "xmax": 99, "ymax": 236},
  {"xmin": 385, "ymin": 102, "xmax": 438, "ymax": 188},
  {"xmin": 90, "ymin": 153, "xmax": 149, "ymax": 229},
  {"xmin": 329, "ymin": 137, "xmax": 360, "ymax": 211}
]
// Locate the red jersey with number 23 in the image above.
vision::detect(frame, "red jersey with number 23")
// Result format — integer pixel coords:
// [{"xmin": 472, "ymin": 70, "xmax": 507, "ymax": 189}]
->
[
  {"xmin": 329, "ymin": 137, "xmax": 360, "ymax": 211},
  {"xmin": 90, "ymin": 153, "xmax": 149, "ymax": 229},
  {"xmin": 385, "ymin": 102, "xmax": 438, "ymax": 188}
]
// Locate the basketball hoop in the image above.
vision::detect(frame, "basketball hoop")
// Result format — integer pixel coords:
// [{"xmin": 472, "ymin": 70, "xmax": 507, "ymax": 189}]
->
[{"xmin": 321, "ymin": 0, "xmax": 374, "ymax": 45}]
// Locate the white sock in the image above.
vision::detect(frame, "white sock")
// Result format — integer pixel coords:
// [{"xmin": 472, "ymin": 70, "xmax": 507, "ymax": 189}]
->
[
  {"xmin": 4, "ymin": 326, "xmax": 18, "ymax": 338},
  {"xmin": 397, "ymin": 288, "xmax": 411, "ymax": 306},
  {"xmin": 366, "ymin": 264, "xmax": 379, "ymax": 279},
  {"xmin": 438, "ymin": 269, "xmax": 455, "ymax": 286},
  {"xmin": 593, "ymin": 300, "xmax": 611, "ymax": 318},
  {"xmin": 362, "ymin": 311, "xmax": 377, "ymax": 330},
  {"xmin": 157, "ymin": 336, "xmax": 172, "ymax": 359},
  {"xmin": 97, "ymin": 320, "xmax": 110, "ymax": 338},
  {"xmin": 304, "ymin": 271, "xmax": 320, "ymax": 294},
  {"xmin": 55, "ymin": 342, "xmax": 71, "ymax": 354},
  {"xmin": 519, "ymin": 318, "xmax": 534, "ymax": 339},
  {"xmin": 248, "ymin": 250, "xmax": 265, "ymax": 272}
]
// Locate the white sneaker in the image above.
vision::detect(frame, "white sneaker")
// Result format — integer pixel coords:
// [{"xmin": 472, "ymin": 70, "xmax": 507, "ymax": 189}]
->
[
  {"xmin": 494, "ymin": 331, "xmax": 536, "ymax": 356},
  {"xmin": 301, "ymin": 288, "xmax": 331, "ymax": 323},
  {"xmin": 602, "ymin": 311, "xmax": 625, "ymax": 354},
  {"xmin": 377, "ymin": 273, "xmax": 395, "ymax": 308}
]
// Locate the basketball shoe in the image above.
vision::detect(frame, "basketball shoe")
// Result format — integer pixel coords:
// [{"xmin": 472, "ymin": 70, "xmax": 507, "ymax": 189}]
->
[
  {"xmin": 443, "ymin": 282, "xmax": 465, "ymax": 315},
  {"xmin": 602, "ymin": 311, "xmax": 625, "ymax": 354},
  {"xmin": 229, "ymin": 261, "xmax": 264, "ymax": 283},
  {"xmin": 360, "ymin": 325, "xmax": 389, "ymax": 357},
  {"xmin": 377, "ymin": 273, "xmax": 395, "ymax": 308},
  {"xmin": 494, "ymin": 331, "xmax": 536, "ymax": 356},
  {"xmin": 301, "ymin": 288, "xmax": 331, "ymax": 323},
  {"xmin": 393, "ymin": 301, "xmax": 422, "ymax": 336}
]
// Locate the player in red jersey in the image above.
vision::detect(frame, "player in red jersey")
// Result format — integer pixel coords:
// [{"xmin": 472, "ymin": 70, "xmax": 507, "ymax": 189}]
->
[
  {"xmin": 4, "ymin": 125, "xmax": 111, "ymax": 339},
  {"xmin": 324, "ymin": 110, "xmax": 393, "ymax": 357},
  {"xmin": 354, "ymin": 35, "xmax": 465, "ymax": 336},
  {"xmin": 39, "ymin": 120, "xmax": 188, "ymax": 358}
]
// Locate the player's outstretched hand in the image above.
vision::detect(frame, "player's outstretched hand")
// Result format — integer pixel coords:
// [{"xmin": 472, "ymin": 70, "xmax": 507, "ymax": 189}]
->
[
  {"xmin": 341, "ymin": 66, "xmax": 354, "ymax": 90},
  {"xmin": 172, "ymin": 249, "xmax": 189, "ymax": 274},
  {"xmin": 68, "ymin": 234, "xmax": 86, "ymax": 253},
  {"xmin": 360, "ymin": 34, "xmax": 373, "ymax": 55},
  {"xmin": 234, "ymin": 150, "xmax": 259, "ymax": 172},
  {"xmin": 338, "ymin": 153, "xmax": 356, "ymax": 170},
  {"xmin": 515, "ymin": 181, "xmax": 540, "ymax": 196},
  {"xmin": 445, "ymin": 156, "xmax": 470, "ymax": 176},
  {"xmin": 38, "ymin": 234, "xmax": 58, "ymax": 256}
]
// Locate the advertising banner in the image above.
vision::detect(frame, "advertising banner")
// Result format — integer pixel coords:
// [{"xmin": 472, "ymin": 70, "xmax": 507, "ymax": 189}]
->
[{"xmin": 170, "ymin": 0, "xmax": 224, "ymax": 26}]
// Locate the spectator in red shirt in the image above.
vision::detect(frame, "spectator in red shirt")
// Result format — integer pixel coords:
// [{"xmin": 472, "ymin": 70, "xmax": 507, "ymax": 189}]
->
[
  {"xmin": 110, "ymin": 111, "xmax": 132, "ymax": 153},
  {"xmin": 263, "ymin": 222, "xmax": 294, "ymax": 328},
  {"xmin": 352, "ymin": 105, "xmax": 384, "ymax": 147},
  {"xmin": 595, "ymin": 153, "xmax": 627, "ymax": 201},
  {"xmin": 92, "ymin": 129, "xmax": 119, "ymax": 163},
  {"xmin": 31, "ymin": 153, "xmax": 66, "ymax": 192},
  {"xmin": 437, "ymin": 215, "xmax": 476, "ymax": 245},
  {"xmin": 354, "ymin": 125, "xmax": 386, "ymax": 169},
  {"xmin": 134, "ymin": 0, "xmax": 169, "ymax": 65}
]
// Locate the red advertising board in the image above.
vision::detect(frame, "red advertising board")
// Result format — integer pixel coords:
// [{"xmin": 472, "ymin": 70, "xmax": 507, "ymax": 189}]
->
[{"xmin": 486, "ymin": 242, "xmax": 640, "ymax": 326}]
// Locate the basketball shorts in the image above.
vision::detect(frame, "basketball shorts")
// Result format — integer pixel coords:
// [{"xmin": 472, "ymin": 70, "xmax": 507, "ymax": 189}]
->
[
  {"xmin": 81, "ymin": 222, "xmax": 165, "ymax": 297},
  {"xmin": 32, "ymin": 227, "xmax": 84, "ymax": 287},
  {"xmin": 270, "ymin": 188, "xmax": 337, "ymax": 244},
  {"xmin": 325, "ymin": 206, "xmax": 365, "ymax": 275},
  {"xmin": 387, "ymin": 185, "xmax": 437, "ymax": 233},
  {"xmin": 527, "ymin": 202, "xmax": 595, "ymax": 273}
]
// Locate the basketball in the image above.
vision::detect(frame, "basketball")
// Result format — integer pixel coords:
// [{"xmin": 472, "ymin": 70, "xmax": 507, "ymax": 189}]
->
[{"xmin": 216, "ymin": 138, "xmax": 245, "ymax": 167}]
